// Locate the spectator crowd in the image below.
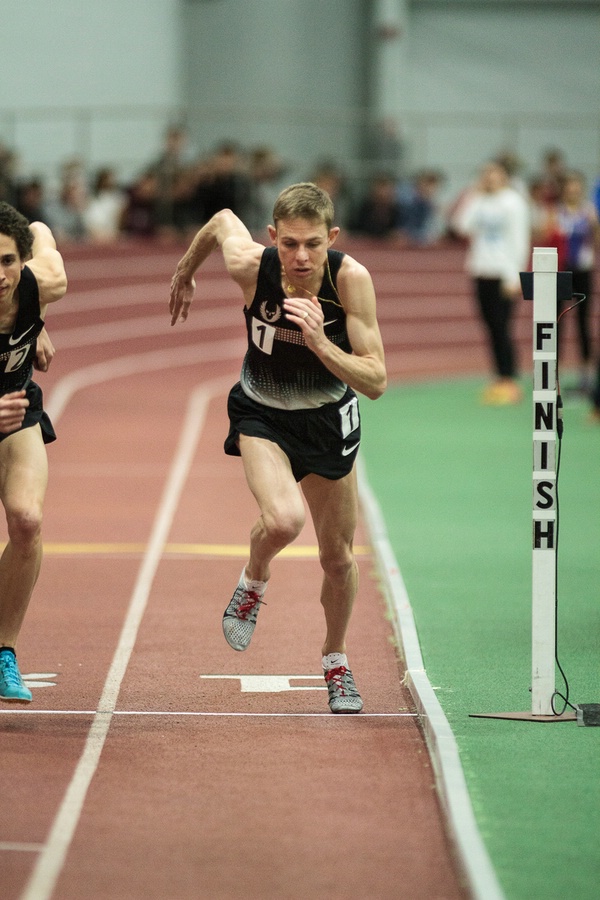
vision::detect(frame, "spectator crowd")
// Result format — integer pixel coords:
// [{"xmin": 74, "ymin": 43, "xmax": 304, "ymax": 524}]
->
[
  {"xmin": 1, "ymin": 129, "xmax": 598, "ymax": 416},
  {"xmin": 0, "ymin": 125, "xmax": 448, "ymax": 247},
  {"xmin": 2, "ymin": 127, "xmax": 599, "ymax": 264}
]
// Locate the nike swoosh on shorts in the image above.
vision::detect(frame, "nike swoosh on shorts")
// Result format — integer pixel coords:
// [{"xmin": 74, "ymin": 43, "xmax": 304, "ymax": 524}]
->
[{"xmin": 341, "ymin": 442, "xmax": 360, "ymax": 456}]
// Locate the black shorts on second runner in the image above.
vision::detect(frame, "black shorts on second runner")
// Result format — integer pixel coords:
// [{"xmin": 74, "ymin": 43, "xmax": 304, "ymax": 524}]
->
[
  {"xmin": 0, "ymin": 381, "xmax": 56, "ymax": 445},
  {"xmin": 224, "ymin": 382, "xmax": 361, "ymax": 481}
]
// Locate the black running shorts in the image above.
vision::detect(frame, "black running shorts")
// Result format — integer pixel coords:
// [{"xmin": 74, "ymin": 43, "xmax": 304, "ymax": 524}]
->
[{"xmin": 224, "ymin": 382, "xmax": 361, "ymax": 481}]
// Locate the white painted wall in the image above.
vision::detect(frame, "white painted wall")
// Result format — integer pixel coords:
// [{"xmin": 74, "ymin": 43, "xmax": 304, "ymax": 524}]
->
[
  {"xmin": 402, "ymin": 4, "xmax": 600, "ymax": 196},
  {"xmin": 0, "ymin": 0, "xmax": 183, "ymax": 184},
  {"xmin": 180, "ymin": 0, "xmax": 369, "ymax": 181}
]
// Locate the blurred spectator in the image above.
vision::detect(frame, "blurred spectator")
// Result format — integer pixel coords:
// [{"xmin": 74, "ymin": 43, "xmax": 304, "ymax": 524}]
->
[
  {"xmin": 495, "ymin": 151, "xmax": 528, "ymax": 197},
  {"xmin": 58, "ymin": 157, "xmax": 89, "ymax": 209},
  {"xmin": 146, "ymin": 125, "xmax": 194, "ymax": 238},
  {"xmin": 245, "ymin": 146, "xmax": 287, "ymax": 233},
  {"xmin": 120, "ymin": 170, "xmax": 159, "ymax": 238},
  {"xmin": 556, "ymin": 170, "xmax": 599, "ymax": 392},
  {"xmin": 452, "ymin": 160, "xmax": 530, "ymax": 405},
  {"xmin": 593, "ymin": 174, "xmax": 600, "ymax": 220},
  {"xmin": 45, "ymin": 158, "xmax": 88, "ymax": 242},
  {"xmin": 364, "ymin": 117, "xmax": 405, "ymax": 180},
  {"xmin": 536, "ymin": 148, "xmax": 568, "ymax": 206},
  {"xmin": 398, "ymin": 168, "xmax": 445, "ymax": 245},
  {"xmin": 83, "ymin": 167, "xmax": 127, "ymax": 243},
  {"xmin": 349, "ymin": 173, "xmax": 403, "ymax": 239},
  {"xmin": 310, "ymin": 159, "xmax": 352, "ymax": 231},
  {"xmin": 527, "ymin": 176, "xmax": 567, "ymax": 263},
  {"xmin": 15, "ymin": 177, "xmax": 50, "ymax": 225},
  {"xmin": 188, "ymin": 141, "xmax": 251, "ymax": 226},
  {"xmin": 0, "ymin": 144, "xmax": 18, "ymax": 205}
]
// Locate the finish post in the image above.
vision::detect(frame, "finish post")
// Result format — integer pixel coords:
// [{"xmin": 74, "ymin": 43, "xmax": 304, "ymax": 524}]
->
[{"xmin": 531, "ymin": 247, "xmax": 558, "ymax": 715}]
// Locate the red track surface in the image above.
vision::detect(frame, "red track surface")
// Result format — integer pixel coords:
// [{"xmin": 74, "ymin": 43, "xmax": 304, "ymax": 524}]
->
[{"xmin": 3, "ymin": 235, "xmax": 573, "ymax": 899}]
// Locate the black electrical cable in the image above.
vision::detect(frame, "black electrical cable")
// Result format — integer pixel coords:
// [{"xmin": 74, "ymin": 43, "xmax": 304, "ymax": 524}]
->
[{"xmin": 550, "ymin": 293, "xmax": 586, "ymax": 716}]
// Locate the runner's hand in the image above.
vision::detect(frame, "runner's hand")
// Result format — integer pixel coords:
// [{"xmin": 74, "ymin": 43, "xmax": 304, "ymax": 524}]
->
[
  {"xmin": 283, "ymin": 295, "xmax": 325, "ymax": 349},
  {"xmin": 34, "ymin": 327, "xmax": 55, "ymax": 372},
  {"xmin": 0, "ymin": 391, "xmax": 29, "ymax": 434},
  {"xmin": 169, "ymin": 271, "xmax": 196, "ymax": 326}
]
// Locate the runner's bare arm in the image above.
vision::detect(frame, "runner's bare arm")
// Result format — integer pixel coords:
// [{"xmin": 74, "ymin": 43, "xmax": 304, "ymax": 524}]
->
[
  {"xmin": 25, "ymin": 222, "xmax": 68, "ymax": 304},
  {"xmin": 169, "ymin": 209, "xmax": 264, "ymax": 325},
  {"xmin": 283, "ymin": 257, "xmax": 387, "ymax": 400}
]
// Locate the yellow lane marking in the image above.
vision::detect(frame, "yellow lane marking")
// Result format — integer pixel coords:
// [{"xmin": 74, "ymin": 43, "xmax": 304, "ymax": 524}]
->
[{"xmin": 5, "ymin": 542, "xmax": 370, "ymax": 558}]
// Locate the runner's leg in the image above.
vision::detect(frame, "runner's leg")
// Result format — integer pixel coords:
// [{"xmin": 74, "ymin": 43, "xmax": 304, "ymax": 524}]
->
[
  {"xmin": 0, "ymin": 425, "xmax": 48, "ymax": 648},
  {"xmin": 301, "ymin": 467, "xmax": 358, "ymax": 655},
  {"xmin": 239, "ymin": 434, "xmax": 306, "ymax": 583}
]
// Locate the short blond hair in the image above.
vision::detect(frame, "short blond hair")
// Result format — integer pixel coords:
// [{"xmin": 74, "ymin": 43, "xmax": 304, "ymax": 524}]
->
[{"xmin": 272, "ymin": 182, "xmax": 335, "ymax": 231}]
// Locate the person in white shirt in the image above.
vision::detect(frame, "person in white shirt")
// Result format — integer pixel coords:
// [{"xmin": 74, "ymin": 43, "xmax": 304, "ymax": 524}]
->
[
  {"xmin": 83, "ymin": 167, "xmax": 127, "ymax": 243},
  {"xmin": 454, "ymin": 160, "xmax": 531, "ymax": 405}
]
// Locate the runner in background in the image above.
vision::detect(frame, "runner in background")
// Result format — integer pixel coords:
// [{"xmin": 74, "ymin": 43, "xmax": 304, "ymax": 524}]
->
[
  {"xmin": 0, "ymin": 202, "xmax": 67, "ymax": 703},
  {"xmin": 169, "ymin": 182, "xmax": 387, "ymax": 713}
]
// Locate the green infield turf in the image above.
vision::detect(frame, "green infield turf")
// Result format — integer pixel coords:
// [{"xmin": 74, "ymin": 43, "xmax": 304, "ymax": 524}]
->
[{"xmin": 360, "ymin": 376, "xmax": 600, "ymax": 900}]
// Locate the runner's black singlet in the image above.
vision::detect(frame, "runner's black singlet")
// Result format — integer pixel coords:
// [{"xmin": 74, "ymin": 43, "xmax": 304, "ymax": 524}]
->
[
  {"xmin": 241, "ymin": 247, "xmax": 352, "ymax": 409},
  {"xmin": 0, "ymin": 265, "xmax": 55, "ymax": 443},
  {"xmin": 0, "ymin": 266, "xmax": 45, "ymax": 393}
]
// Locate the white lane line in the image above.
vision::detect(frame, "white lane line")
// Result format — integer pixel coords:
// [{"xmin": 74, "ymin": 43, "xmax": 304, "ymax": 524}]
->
[
  {"xmin": 59, "ymin": 254, "xmax": 185, "ymax": 284},
  {"xmin": 0, "ymin": 710, "xmax": 415, "ymax": 718},
  {"xmin": 44, "ymin": 340, "xmax": 242, "ymax": 424},
  {"xmin": 0, "ymin": 710, "xmax": 96, "ymax": 715},
  {"xmin": 1, "ymin": 843, "xmax": 45, "ymax": 853},
  {"xmin": 48, "ymin": 307, "xmax": 239, "ymax": 349},
  {"xmin": 49, "ymin": 278, "xmax": 240, "ymax": 315},
  {"xmin": 357, "ymin": 458, "xmax": 506, "ymax": 900},
  {"xmin": 21, "ymin": 377, "xmax": 230, "ymax": 900}
]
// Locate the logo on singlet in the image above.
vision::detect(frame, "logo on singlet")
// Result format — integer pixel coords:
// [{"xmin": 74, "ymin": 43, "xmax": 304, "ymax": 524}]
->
[
  {"xmin": 259, "ymin": 300, "xmax": 282, "ymax": 323},
  {"xmin": 8, "ymin": 324, "xmax": 35, "ymax": 345}
]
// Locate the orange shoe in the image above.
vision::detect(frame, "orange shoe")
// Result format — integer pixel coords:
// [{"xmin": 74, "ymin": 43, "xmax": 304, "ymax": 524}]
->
[
  {"xmin": 586, "ymin": 407, "xmax": 600, "ymax": 425},
  {"xmin": 481, "ymin": 379, "xmax": 523, "ymax": 406}
]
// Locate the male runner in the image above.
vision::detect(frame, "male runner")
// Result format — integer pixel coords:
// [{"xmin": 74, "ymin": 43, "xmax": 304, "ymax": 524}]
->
[
  {"xmin": 0, "ymin": 202, "xmax": 67, "ymax": 703},
  {"xmin": 169, "ymin": 183, "xmax": 386, "ymax": 713}
]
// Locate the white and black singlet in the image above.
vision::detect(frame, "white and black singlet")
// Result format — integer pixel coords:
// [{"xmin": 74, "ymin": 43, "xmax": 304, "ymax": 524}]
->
[
  {"xmin": 241, "ymin": 246, "xmax": 352, "ymax": 410},
  {"xmin": 224, "ymin": 247, "xmax": 361, "ymax": 481}
]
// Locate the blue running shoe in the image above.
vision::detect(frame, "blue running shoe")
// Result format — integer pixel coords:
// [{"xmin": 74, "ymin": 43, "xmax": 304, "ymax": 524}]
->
[{"xmin": 0, "ymin": 648, "xmax": 33, "ymax": 704}]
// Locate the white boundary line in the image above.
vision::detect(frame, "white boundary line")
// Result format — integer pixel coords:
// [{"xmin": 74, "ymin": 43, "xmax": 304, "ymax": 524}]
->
[
  {"xmin": 357, "ymin": 457, "xmax": 506, "ymax": 900},
  {"xmin": 20, "ymin": 377, "xmax": 229, "ymax": 900}
]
